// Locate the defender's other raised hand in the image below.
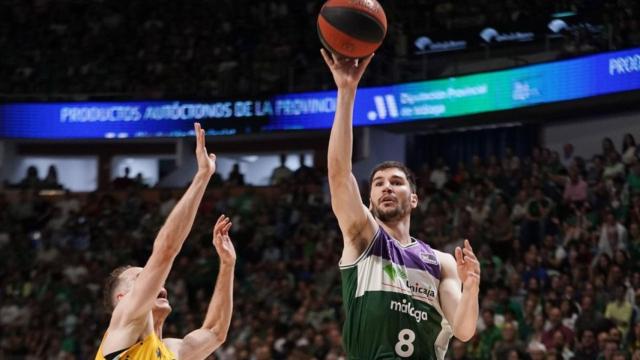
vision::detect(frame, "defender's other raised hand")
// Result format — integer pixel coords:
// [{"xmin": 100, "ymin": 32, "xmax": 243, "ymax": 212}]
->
[
  {"xmin": 194, "ymin": 122, "xmax": 216, "ymax": 176},
  {"xmin": 321, "ymin": 48, "xmax": 374, "ymax": 91},
  {"xmin": 213, "ymin": 215, "xmax": 236, "ymax": 266}
]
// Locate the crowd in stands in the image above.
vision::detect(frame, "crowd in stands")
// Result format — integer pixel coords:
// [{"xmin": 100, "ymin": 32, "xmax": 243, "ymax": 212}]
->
[
  {"xmin": 1, "ymin": 131, "xmax": 640, "ymax": 360},
  {"xmin": 8, "ymin": 165, "xmax": 65, "ymax": 191},
  {"xmin": 0, "ymin": 0, "xmax": 638, "ymax": 100}
]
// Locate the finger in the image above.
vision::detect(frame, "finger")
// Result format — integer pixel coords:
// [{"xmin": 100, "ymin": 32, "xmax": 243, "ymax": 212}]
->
[
  {"xmin": 359, "ymin": 52, "xmax": 375, "ymax": 69},
  {"xmin": 194, "ymin": 123, "xmax": 202, "ymax": 145},
  {"xmin": 320, "ymin": 48, "xmax": 334, "ymax": 67},
  {"xmin": 463, "ymin": 248, "xmax": 477, "ymax": 260},
  {"xmin": 455, "ymin": 247, "xmax": 464, "ymax": 265},
  {"xmin": 464, "ymin": 239, "xmax": 473, "ymax": 251},
  {"xmin": 223, "ymin": 221, "xmax": 232, "ymax": 234},
  {"xmin": 215, "ymin": 215, "xmax": 224, "ymax": 228},
  {"xmin": 209, "ymin": 153, "xmax": 216, "ymax": 162},
  {"xmin": 214, "ymin": 216, "xmax": 227, "ymax": 234},
  {"xmin": 464, "ymin": 257, "xmax": 480, "ymax": 269},
  {"xmin": 467, "ymin": 271, "xmax": 481, "ymax": 280}
]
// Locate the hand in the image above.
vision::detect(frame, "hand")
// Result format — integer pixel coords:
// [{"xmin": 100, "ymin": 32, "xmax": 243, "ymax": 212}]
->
[
  {"xmin": 213, "ymin": 215, "xmax": 236, "ymax": 266},
  {"xmin": 320, "ymin": 48, "xmax": 374, "ymax": 91},
  {"xmin": 454, "ymin": 239, "xmax": 480, "ymax": 293},
  {"xmin": 194, "ymin": 122, "xmax": 216, "ymax": 176}
]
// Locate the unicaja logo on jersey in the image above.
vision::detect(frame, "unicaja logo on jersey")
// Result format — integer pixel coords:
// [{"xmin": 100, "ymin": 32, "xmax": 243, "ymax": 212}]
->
[
  {"xmin": 390, "ymin": 299, "xmax": 429, "ymax": 323},
  {"xmin": 407, "ymin": 281, "xmax": 436, "ymax": 299}
]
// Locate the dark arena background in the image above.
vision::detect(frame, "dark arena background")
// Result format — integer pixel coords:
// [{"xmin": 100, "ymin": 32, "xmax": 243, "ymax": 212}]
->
[{"xmin": 1, "ymin": 0, "xmax": 640, "ymax": 359}]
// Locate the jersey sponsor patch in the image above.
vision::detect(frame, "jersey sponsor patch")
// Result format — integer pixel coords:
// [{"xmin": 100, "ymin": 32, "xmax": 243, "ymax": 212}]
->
[
  {"xmin": 383, "ymin": 263, "xmax": 408, "ymax": 281},
  {"xmin": 420, "ymin": 251, "xmax": 438, "ymax": 265}
]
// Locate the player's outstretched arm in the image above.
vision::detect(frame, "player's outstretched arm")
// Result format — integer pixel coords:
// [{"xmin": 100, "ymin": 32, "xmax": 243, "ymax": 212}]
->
[
  {"xmin": 165, "ymin": 215, "xmax": 235, "ymax": 360},
  {"xmin": 114, "ymin": 122, "xmax": 216, "ymax": 323},
  {"xmin": 438, "ymin": 240, "xmax": 480, "ymax": 342},
  {"xmin": 321, "ymin": 49, "xmax": 377, "ymax": 251}
]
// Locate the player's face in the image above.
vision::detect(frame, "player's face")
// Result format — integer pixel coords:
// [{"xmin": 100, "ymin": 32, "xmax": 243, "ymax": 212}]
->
[
  {"xmin": 117, "ymin": 267, "xmax": 171, "ymax": 312},
  {"xmin": 369, "ymin": 168, "xmax": 417, "ymax": 222}
]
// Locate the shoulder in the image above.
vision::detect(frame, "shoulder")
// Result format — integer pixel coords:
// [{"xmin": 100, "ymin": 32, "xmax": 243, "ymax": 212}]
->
[
  {"xmin": 163, "ymin": 338, "xmax": 182, "ymax": 356},
  {"xmin": 433, "ymin": 249, "xmax": 457, "ymax": 279}
]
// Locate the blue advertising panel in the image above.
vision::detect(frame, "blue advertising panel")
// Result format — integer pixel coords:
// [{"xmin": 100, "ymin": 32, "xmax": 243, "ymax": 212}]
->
[{"xmin": 1, "ymin": 47, "xmax": 639, "ymax": 139}]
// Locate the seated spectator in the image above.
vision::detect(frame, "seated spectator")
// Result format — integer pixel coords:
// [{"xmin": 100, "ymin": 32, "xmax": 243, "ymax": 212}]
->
[
  {"xmin": 561, "ymin": 143, "xmax": 575, "ymax": 169},
  {"xmin": 430, "ymin": 157, "xmax": 448, "ymax": 189},
  {"xmin": 562, "ymin": 167, "xmax": 589, "ymax": 204},
  {"xmin": 112, "ymin": 166, "xmax": 135, "ymax": 189},
  {"xmin": 270, "ymin": 154, "xmax": 293, "ymax": 186},
  {"xmin": 227, "ymin": 163, "xmax": 245, "ymax": 186},
  {"xmin": 503, "ymin": 147, "xmax": 521, "ymax": 172},
  {"xmin": 575, "ymin": 295, "xmax": 605, "ymax": 336},
  {"xmin": 42, "ymin": 165, "xmax": 62, "ymax": 190},
  {"xmin": 449, "ymin": 338, "xmax": 471, "ymax": 359},
  {"xmin": 622, "ymin": 133, "xmax": 637, "ymax": 165},
  {"xmin": 605, "ymin": 285, "xmax": 633, "ymax": 335},
  {"xmin": 293, "ymin": 154, "xmax": 319, "ymax": 185},
  {"xmin": 520, "ymin": 187, "xmax": 554, "ymax": 250},
  {"xmin": 487, "ymin": 202, "xmax": 515, "ymax": 261},
  {"xmin": 526, "ymin": 341, "xmax": 547, "ymax": 360},
  {"xmin": 493, "ymin": 321, "xmax": 526, "ymax": 359},
  {"xmin": 133, "ymin": 172, "xmax": 148, "ymax": 189},
  {"xmin": 626, "ymin": 321, "xmax": 640, "ymax": 355},
  {"xmin": 599, "ymin": 338, "xmax": 621, "ymax": 360},
  {"xmin": 19, "ymin": 166, "xmax": 41, "ymax": 189},
  {"xmin": 478, "ymin": 308, "xmax": 502, "ymax": 359},
  {"xmin": 598, "ymin": 209, "xmax": 628, "ymax": 258},
  {"xmin": 572, "ymin": 329, "xmax": 599, "ymax": 360},
  {"xmin": 602, "ymin": 137, "xmax": 617, "ymax": 158},
  {"xmin": 627, "ymin": 161, "xmax": 640, "ymax": 195},
  {"xmin": 603, "ymin": 151, "xmax": 625, "ymax": 182},
  {"xmin": 542, "ymin": 307, "xmax": 575, "ymax": 350},
  {"xmin": 587, "ymin": 155, "xmax": 605, "ymax": 186}
]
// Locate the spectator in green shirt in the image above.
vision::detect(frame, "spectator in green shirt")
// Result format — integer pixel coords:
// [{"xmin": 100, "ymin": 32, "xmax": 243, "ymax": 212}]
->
[
  {"xmin": 478, "ymin": 308, "xmax": 502, "ymax": 359},
  {"xmin": 605, "ymin": 285, "xmax": 633, "ymax": 336},
  {"xmin": 627, "ymin": 161, "xmax": 640, "ymax": 195}
]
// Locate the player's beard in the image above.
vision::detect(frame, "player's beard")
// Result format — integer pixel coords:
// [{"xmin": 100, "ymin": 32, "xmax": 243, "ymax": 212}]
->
[{"xmin": 372, "ymin": 198, "xmax": 410, "ymax": 222}]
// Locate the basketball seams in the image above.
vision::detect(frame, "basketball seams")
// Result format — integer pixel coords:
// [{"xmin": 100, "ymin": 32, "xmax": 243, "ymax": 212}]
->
[
  {"xmin": 322, "ymin": 5, "xmax": 387, "ymax": 30},
  {"xmin": 317, "ymin": 16, "xmax": 380, "ymax": 58},
  {"xmin": 320, "ymin": 6, "xmax": 387, "ymax": 43},
  {"xmin": 317, "ymin": 22, "xmax": 346, "ymax": 58}
]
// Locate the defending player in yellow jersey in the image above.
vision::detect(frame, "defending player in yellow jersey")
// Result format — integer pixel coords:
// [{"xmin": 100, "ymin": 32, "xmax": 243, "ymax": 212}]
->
[{"xmin": 95, "ymin": 123, "xmax": 236, "ymax": 360}]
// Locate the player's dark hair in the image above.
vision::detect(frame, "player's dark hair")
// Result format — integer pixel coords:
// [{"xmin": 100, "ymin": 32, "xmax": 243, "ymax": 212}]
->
[
  {"xmin": 103, "ymin": 265, "xmax": 132, "ymax": 312},
  {"xmin": 369, "ymin": 161, "xmax": 417, "ymax": 193}
]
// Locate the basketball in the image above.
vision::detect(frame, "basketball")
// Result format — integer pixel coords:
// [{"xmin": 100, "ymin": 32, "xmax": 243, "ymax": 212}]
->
[{"xmin": 317, "ymin": 0, "xmax": 388, "ymax": 59}]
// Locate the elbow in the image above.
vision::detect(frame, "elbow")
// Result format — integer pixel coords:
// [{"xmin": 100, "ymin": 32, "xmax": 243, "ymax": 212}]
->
[
  {"xmin": 207, "ymin": 328, "xmax": 227, "ymax": 349},
  {"xmin": 327, "ymin": 168, "xmax": 346, "ymax": 182},
  {"xmin": 152, "ymin": 242, "xmax": 180, "ymax": 262},
  {"xmin": 453, "ymin": 329, "xmax": 475, "ymax": 343}
]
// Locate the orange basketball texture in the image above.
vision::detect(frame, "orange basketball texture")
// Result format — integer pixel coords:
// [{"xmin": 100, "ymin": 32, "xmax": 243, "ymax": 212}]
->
[{"xmin": 317, "ymin": 0, "xmax": 388, "ymax": 59}]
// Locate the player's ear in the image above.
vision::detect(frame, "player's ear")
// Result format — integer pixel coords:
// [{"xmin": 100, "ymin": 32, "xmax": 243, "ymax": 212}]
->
[{"xmin": 410, "ymin": 193, "xmax": 418, "ymax": 209}]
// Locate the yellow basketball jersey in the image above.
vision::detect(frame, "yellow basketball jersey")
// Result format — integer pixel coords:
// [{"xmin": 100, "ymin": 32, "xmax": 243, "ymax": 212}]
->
[{"xmin": 95, "ymin": 332, "xmax": 176, "ymax": 360}]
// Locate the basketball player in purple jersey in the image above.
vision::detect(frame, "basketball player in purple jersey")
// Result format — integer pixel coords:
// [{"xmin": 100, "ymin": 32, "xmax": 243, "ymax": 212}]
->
[{"xmin": 322, "ymin": 49, "xmax": 480, "ymax": 359}]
